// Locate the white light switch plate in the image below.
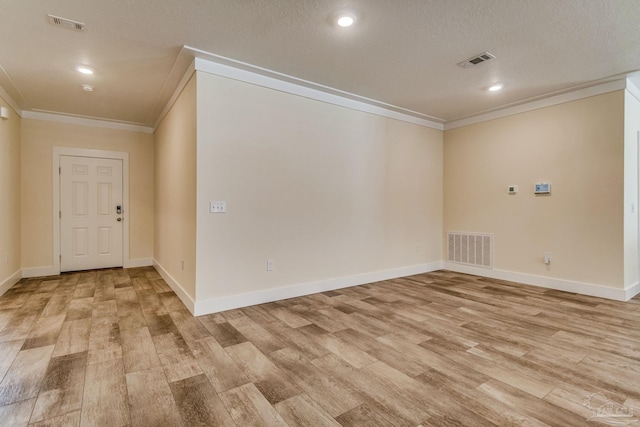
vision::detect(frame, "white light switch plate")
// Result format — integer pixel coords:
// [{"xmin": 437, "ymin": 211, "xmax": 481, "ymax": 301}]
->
[{"xmin": 210, "ymin": 201, "xmax": 227, "ymax": 213}]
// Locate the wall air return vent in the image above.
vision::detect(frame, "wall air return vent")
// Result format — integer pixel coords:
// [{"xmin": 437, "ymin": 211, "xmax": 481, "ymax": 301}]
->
[
  {"xmin": 47, "ymin": 14, "xmax": 85, "ymax": 31},
  {"xmin": 447, "ymin": 232, "xmax": 493, "ymax": 268},
  {"xmin": 458, "ymin": 52, "xmax": 495, "ymax": 69}
]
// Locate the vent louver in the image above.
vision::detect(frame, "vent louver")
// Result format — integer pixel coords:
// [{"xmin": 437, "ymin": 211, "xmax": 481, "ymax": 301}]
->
[
  {"xmin": 47, "ymin": 14, "xmax": 85, "ymax": 31},
  {"xmin": 458, "ymin": 52, "xmax": 495, "ymax": 69},
  {"xmin": 447, "ymin": 232, "xmax": 493, "ymax": 268}
]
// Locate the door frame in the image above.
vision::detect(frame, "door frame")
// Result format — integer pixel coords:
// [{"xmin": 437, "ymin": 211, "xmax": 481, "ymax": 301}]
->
[{"xmin": 53, "ymin": 147, "xmax": 130, "ymax": 275}]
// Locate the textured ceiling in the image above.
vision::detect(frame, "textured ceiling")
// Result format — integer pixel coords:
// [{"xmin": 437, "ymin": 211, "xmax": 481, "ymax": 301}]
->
[{"xmin": 1, "ymin": 0, "xmax": 639, "ymax": 127}]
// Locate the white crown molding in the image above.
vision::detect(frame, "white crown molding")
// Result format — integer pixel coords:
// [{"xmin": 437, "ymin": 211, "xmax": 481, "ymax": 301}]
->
[
  {"xmin": 0, "ymin": 83, "xmax": 22, "ymax": 117},
  {"xmin": 193, "ymin": 261, "xmax": 443, "ymax": 316},
  {"xmin": 0, "ymin": 269, "xmax": 21, "ymax": 297},
  {"xmin": 626, "ymin": 78, "xmax": 640, "ymax": 103},
  {"xmin": 443, "ymin": 262, "xmax": 635, "ymax": 301},
  {"xmin": 187, "ymin": 47, "xmax": 445, "ymax": 131},
  {"xmin": 153, "ymin": 58, "xmax": 196, "ymax": 130},
  {"xmin": 153, "ymin": 259, "xmax": 196, "ymax": 314},
  {"xmin": 22, "ymin": 110, "xmax": 153, "ymax": 134},
  {"xmin": 444, "ymin": 80, "xmax": 627, "ymax": 130}
]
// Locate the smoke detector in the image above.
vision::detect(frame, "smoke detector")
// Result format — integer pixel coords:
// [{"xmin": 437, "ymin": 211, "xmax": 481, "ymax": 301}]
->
[
  {"xmin": 47, "ymin": 14, "xmax": 85, "ymax": 31},
  {"xmin": 458, "ymin": 52, "xmax": 495, "ymax": 69}
]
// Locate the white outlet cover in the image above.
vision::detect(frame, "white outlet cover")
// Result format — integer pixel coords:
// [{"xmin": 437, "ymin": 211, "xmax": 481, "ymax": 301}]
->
[{"xmin": 210, "ymin": 201, "xmax": 227, "ymax": 213}]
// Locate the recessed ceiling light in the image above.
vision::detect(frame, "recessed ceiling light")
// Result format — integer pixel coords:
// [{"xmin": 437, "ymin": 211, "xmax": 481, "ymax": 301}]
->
[
  {"xmin": 337, "ymin": 15, "xmax": 355, "ymax": 27},
  {"xmin": 82, "ymin": 84, "xmax": 94, "ymax": 92},
  {"xmin": 488, "ymin": 84, "xmax": 503, "ymax": 92},
  {"xmin": 335, "ymin": 11, "xmax": 357, "ymax": 28},
  {"xmin": 77, "ymin": 66, "xmax": 94, "ymax": 75}
]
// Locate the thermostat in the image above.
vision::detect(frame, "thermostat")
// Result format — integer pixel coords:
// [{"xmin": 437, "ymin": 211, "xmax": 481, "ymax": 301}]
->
[
  {"xmin": 534, "ymin": 183, "xmax": 551, "ymax": 194},
  {"xmin": 508, "ymin": 185, "xmax": 518, "ymax": 194}
]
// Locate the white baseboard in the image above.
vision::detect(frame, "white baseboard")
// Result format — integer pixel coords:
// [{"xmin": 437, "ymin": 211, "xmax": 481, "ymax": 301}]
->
[
  {"xmin": 193, "ymin": 261, "xmax": 444, "ymax": 316},
  {"xmin": 152, "ymin": 259, "xmax": 196, "ymax": 314},
  {"xmin": 443, "ymin": 262, "xmax": 633, "ymax": 301},
  {"xmin": 124, "ymin": 258, "xmax": 153, "ymax": 268},
  {"xmin": 21, "ymin": 266, "xmax": 59, "ymax": 278},
  {"xmin": 624, "ymin": 281, "xmax": 640, "ymax": 301},
  {"xmin": 0, "ymin": 269, "xmax": 22, "ymax": 297}
]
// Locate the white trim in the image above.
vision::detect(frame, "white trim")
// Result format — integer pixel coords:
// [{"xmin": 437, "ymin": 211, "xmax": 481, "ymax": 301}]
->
[
  {"xmin": 124, "ymin": 258, "xmax": 153, "ymax": 268},
  {"xmin": 443, "ymin": 262, "xmax": 632, "ymax": 301},
  {"xmin": 193, "ymin": 262, "xmax": 443, "ymax": 316},
  {"xmin": 626, "ymin": 79, "xmax": 640, "ymax": 103},
  {"xmin": 625, "ymin": 281, "xmax": 640, "ymax": 300},
  {"xmin": 445, "ymin": 80, "xmax": 627, "ymax": 130},
  {"xmin": 153, "ymin": 59, "xmax": 196, "ymax": 130},
  {"xmin": 153, "ymin": 259, "xmax": 196, "ymax": 314},
  {"xmin": 21, "ymin": 266, "xmax": 58, "ymax": 278},
  {"xmin": 23, "ymin": 111, "xmax": 153, "ymax": 134},
  {"xmin": 0, "ymin": 84, "xmax": 22, "ymax": 117},
  {"xmin": 53, "ymin": 147, "xmax": 130, "ymax": 275},
  {"xmin": 189, "ymin": 50, "xmax": 445, "ymax": 131},
  {"xmin": 0, "ymin": 269, "xmax": 22, "ymax": 296}
]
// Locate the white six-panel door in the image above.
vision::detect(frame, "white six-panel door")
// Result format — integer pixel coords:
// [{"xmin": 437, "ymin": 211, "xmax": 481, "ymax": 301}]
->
[{"xmin": 60, "ymin": 155, "xmax": 123, "ymax": 272}]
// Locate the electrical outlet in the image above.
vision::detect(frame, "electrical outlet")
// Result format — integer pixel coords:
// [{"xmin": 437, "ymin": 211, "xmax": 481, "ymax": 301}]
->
[
  {"xmin": 415, "ymin": 244, "xmax": 421, "ymax": 253},
  {"xmin": 267, "ymin": 259, "xmax": 274, "ymax": 271}
]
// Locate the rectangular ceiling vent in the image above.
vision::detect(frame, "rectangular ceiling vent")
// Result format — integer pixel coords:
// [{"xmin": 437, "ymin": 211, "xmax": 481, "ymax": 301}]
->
[
  {"xmin": 447, "ymin": 232, "xmax": 493, "ymax": 269},
  {"xmin": 458, "ymin": 51, "xmax": 495, "ymax": 69},
  {"xmin": 47, "ymin": 14, "xmax": 85, "ymax": 31}
]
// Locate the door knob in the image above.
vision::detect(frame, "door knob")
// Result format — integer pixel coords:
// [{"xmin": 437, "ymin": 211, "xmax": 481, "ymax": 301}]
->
[{"xmin": 117, "ymin": 217, "xmax": 122, "ymax": 222}]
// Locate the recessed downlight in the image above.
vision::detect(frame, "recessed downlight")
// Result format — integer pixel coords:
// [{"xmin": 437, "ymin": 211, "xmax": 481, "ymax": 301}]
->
[
  {"xmin": 82, "ymin": 84, "xmax": 94, "ymax": 92},
  {"xmin": 337, "ymin": 15, "xmax": 354, "ymax": 27},
  {"xmin": 77, "ymin": 66, "xmax": 94, "ymax": 75},
  {"xmin": 488, "ymin": 84, "xmax": 503, "ymax": 92},
  {"xmin": 335, "ymin": 11, "xmax": 357, "ymax": 27}
]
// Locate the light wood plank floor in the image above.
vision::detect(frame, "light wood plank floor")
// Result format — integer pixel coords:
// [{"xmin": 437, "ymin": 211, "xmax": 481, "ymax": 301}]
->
[{"xmin": 0, "ymin": 267, "xmax": 639, "ymax": 426}]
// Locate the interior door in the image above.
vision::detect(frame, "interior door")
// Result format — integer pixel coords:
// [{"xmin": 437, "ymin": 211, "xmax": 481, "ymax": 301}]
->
[{"xmin": 60, "ymin": 155, "xmax": 123, "ymax": 272}]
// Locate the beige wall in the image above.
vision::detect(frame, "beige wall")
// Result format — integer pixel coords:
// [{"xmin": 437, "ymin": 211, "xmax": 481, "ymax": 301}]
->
[
  {"xmin": 195, "ymin": 71, "xmax": 443, "ymax": 301},
  {"xmin": 624, "ymin": 88, "xmax": 640, "ymax": 287},
  {"xmin": 444, "ymin": 91, "xmax": 625, "ymax": 288},
  {"xmin": 154, "ymin": 75, "xmax": 197, "ymax": 299},
  {"xmin": 0, "ymin": 97, "xmax": 21, "ymax": 285},
  {"xmin": 21, "ymin": 119, "xmax": 154, "ymax": 270}
]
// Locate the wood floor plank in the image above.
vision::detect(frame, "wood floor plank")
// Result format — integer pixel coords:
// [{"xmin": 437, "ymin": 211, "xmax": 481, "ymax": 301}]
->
[
  {"xmin": 152, "ymin": 332, "xmax": 203, "ymax": 383},
  {"xmin": 187, "ymin": 336, "xmax": 250, "ymax": 393},
  {"xmin": 81, "ymin": 359, "xmax": 130, "ymax": 427},
  {"xmin": 30, "ymin": 352, "xmax": 87, "ymax": 423},
  {"xmin": 121, "ymin": 327, "xmax": 161, "ymax": 373},
  {"xmin": 0, "ymin": 397, "xmax": 35, "ymax": 427},
  {"xmin": 126, "ymin": 366, "xmax": 182, "ymax": 427},
  {"xmin": 169, "ymin": 373, "xmax": 235, "ymax": 427},
  {"xmin": 275, "ymin": 393, "xmax": 342, "ymax": 427},
  {"xmin": 0, "ymin": 345, "xmax": 55, "ymax": 405},
  {"xmin": 225, "ymin": 341, "xmax": 300, "ymax": 404},
  {"xmin": 52, "ymin": 318, "xmax": 91, "ymax": 357},
  {"xmin": 0, "ymin": 267, "xmax": 639, "ymax": 425},
  {"xmin": 219, "ymin": 382, "xmax": 289, "ymax": 427}
]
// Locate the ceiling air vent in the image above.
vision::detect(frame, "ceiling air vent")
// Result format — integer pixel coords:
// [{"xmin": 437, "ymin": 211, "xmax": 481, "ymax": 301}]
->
[
  {"xmin": 458, "ymin": 51, "xmax": 495, "ymax": 69},
  {"xmin": 47, "ymin": 14, "xmax": 85, "ymax": 31}
]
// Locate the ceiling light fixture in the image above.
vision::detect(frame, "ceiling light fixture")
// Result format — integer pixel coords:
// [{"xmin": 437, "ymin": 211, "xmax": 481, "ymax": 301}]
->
[
  {"xmin": 77, "ymin": 66, "xmax": 94, "ymax": 75},
  {"xmin": 488, "ymin": 84, "xmax": 503, "ymax": 92},
  {"xmin": 336, "ymin": 11, "xmax": 357, "ymax": 27},
  {"xmin": 82, "ymin": 84, "xmax": 94, "ymax": 92}
]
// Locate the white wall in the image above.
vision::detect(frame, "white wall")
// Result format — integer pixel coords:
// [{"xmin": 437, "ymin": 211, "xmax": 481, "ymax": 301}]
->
[
  {"xmin": 624, "ymin": 84, "xmax": 640, "ymax": 288},
  {"xmin": 444, "ymin": 91, "xmax": 625, "ymax": 291},
  {"xmin": 195, "ymin": 71, "xmax": 443, "ymax": 311},
  {"xmin": 154, "ymin": 75, "xmax": 197, "ymax": 303},
  {"xmin": 0, "ymin": 96, "xmax": 21, "ymax": 293}
]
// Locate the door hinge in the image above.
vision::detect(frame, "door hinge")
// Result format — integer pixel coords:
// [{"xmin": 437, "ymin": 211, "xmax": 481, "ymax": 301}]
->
[
  {"xmin": 59, "ymin": 254, "xmax": 62, "ymax": 262},
  {"xmin": 59, "ymin": 166, "xmax": 61, "ymax": 174},
  {"xmin": 59, "ymin": 211, "xmax": 61, "ymax": 218}
]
